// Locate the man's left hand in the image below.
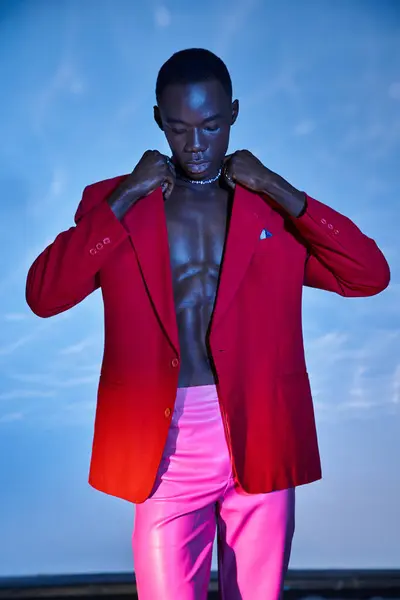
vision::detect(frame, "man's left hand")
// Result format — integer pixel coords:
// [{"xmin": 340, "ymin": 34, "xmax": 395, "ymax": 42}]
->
[
  {"xmin": 223, "ymin": 150, "xmax": 306, "ymax": 218},
  {"xmin": 223, "ymin": 150, "xmax": 270, "ymax": 192}
]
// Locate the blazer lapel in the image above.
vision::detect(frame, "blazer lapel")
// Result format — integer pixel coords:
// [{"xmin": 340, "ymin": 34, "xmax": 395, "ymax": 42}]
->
[
  {"xmin": 211, "ymin": 184, "xmax": 279, "ymax": 331},
  {"xmin": 122, "ymin": 187, "xmax": 179, "ymax": 355}
]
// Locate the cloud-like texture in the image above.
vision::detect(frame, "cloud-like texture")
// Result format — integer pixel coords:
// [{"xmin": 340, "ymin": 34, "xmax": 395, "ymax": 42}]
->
[{"xmin": 0, "ymin": 0, "xmax": 398, "ymax": 578}]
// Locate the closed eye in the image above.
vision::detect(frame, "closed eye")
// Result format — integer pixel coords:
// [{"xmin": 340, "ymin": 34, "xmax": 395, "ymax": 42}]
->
[
  {"xmin": 168, "ymin": 124, "xmax": 220, "ymax": 134},
  {"xmin": 171, "ymin": 128, "xmax": 186, "ymax": 134}
]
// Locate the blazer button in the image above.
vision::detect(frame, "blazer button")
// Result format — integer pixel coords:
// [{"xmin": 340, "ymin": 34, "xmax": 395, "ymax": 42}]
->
[
  {"xmin": 171, "ymin": 358, "xmax": 179, "ymax": 368},
  {"xmin": 164, "ymin": 408, "xmax": 172, "ymax": 418}
]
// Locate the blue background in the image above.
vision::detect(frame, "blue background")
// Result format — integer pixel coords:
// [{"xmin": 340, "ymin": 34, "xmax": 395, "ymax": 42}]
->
[{"xmin": 0, "ymin": 0, "xmax": 399, "ymax": 576}]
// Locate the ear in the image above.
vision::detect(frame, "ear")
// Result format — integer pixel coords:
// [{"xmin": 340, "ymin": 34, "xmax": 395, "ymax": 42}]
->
[
  {"xmin": 153, "ymin": 105, "xmax": 164, "ymax": 131},
  {"xmin": 231, "ymin": 99, "xmax": 239, "ymax": 126}
]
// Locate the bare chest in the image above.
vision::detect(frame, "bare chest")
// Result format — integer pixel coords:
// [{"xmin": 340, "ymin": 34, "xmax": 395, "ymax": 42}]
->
[{"xmin": 164, "ymin": 188, "xmax": 230, "ymax": 282}]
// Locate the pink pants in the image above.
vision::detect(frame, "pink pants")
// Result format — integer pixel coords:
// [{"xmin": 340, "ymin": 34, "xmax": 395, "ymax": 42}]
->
[{"xmin": 132, "ymin": 385, "xmax": 295, "ymax": 599}]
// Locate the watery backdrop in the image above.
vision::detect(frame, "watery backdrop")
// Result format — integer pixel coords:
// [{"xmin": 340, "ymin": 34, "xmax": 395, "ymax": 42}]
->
[{"xmin": 0, "ymin": 0, "xmax": 399, "ymax": 576}]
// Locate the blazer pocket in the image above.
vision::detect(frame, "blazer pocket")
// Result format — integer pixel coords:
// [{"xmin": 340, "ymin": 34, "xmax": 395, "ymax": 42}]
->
[{"xmin": 255, "ymin": 229, "xmax": 287, "ymax": 253}]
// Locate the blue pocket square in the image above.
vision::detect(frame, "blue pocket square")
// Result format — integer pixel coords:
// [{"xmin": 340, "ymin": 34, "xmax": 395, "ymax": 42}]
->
[{"xmin": 260, "ymin": 228, "xmax": 273, "ymax": 240}]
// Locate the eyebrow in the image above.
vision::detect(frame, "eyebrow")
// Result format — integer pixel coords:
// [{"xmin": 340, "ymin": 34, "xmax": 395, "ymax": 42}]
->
[{"xmin": 166, "ymin": 113, "xmax": 223, "ymax": 125}]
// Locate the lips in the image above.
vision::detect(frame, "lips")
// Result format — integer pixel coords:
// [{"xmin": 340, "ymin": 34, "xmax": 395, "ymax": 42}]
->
[{"xmin": 186, "ymin": 161, "xmax": 211, "ymax": 174}]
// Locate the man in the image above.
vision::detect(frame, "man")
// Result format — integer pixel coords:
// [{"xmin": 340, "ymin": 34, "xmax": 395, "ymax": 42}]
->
[{"xmin": 26, "ymin": 48, "xmax": 390, "ymax": 599}]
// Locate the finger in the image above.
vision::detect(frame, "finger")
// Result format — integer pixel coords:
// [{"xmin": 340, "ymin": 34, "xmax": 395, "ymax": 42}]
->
[
  {"xmin": 223, "ymin": 157, "xmax": 236, "ymax": 179},
  {"xmin": 223, "ymin": 163, "xmax": 236, "ymax": 189},
  {"xmin": 161, "ymin": 177, "xmax": 172, "ymax": 193},
  {"xmin": 163, "ymin": 178, "xmax": 175, "ymax": 200},
  {"xmin": 223, "ymin": 153, "xmax": 238, "ymax": 181},
  {"xmin": 166, "ymin": 159, "xmax": 176, "ymax": 179},
  {"xmin": 162, "ymin": 167, "xmax": 175, "ymax": 199},
  {"xmin": 165, "ymin": 172, "xmax": 175, "ymax": 188}
]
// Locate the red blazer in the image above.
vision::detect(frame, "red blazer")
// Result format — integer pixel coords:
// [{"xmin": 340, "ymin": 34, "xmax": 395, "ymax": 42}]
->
[{"xmin": 26, "ymin": 177, "xmax": 390, "ymax": 503}]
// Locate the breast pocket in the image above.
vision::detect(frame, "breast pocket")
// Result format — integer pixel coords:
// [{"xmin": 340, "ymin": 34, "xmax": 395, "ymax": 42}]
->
[
  {"xmin": 252, "ymin": 227, "xmax": 306, "ymax": 280},
  {"xmin": 251, "ymin": 229, "xmax": 291, "ymax": 277}
]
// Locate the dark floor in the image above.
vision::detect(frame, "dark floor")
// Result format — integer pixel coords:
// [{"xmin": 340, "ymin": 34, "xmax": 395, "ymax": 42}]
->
[{"xmin": 0, "ymin": 570, "xmax": 399, "ymax": 600}]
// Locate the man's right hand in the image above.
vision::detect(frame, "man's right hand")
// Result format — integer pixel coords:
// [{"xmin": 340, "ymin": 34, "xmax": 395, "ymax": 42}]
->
[
  {"xmin": 129, "ymin": 150, "xmax": 176, "ymax": 200},
  {"xmin": 108, "ymin": 150, "xmax": 176, "ymax": 220}
]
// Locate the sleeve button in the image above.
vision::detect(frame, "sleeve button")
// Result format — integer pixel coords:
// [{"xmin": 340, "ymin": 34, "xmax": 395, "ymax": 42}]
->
[
  {"xmin": 164, "ymin": 408, "xmax": 172, "ymax": 418},
  {"xmin": 321, "ymin": 218, "xmax": 327, "ymax": 225},
  {"xmin": 171, "ymin": 358, "xmax": 179, "ymax": 368}
]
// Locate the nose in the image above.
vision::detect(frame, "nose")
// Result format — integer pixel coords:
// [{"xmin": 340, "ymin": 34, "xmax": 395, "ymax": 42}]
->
[{"xmin": 184, "ymin": 128, "xmax": 205, "ymax": 153}]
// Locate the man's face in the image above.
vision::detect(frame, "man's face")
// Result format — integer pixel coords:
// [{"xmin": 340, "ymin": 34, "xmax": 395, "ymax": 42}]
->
[{"xmin": 155, "ymin": 79, "xmax": 238, "ymax": 181}]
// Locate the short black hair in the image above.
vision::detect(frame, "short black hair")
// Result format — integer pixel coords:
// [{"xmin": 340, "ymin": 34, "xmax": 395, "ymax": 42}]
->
[{"xmin": 156, "ymin": 48, "xmax": 232, "ymax": 105}]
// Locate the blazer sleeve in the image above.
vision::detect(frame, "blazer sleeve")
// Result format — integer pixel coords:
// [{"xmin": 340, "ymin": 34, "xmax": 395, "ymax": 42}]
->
[
  {"xmin": 26, "ymin": 186, "xmax": 129, "ymax": 318},
  {"xmin": 289, "ymin": 194, "xmax": 390, "ymax": 297}
]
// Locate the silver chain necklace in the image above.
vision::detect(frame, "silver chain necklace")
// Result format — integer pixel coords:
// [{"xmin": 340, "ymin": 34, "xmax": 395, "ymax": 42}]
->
[{"xmin": 178, "ymin": 167, "xmax": 222, "ymax": 185}]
